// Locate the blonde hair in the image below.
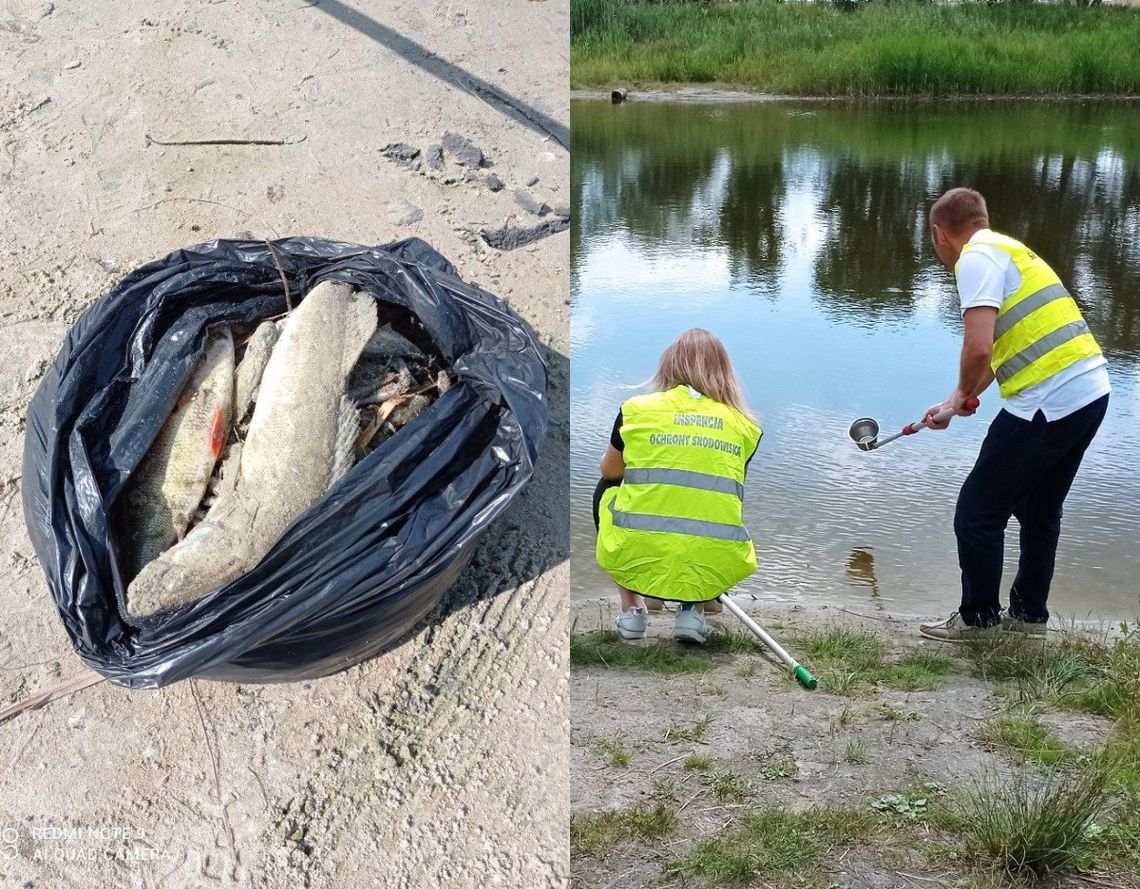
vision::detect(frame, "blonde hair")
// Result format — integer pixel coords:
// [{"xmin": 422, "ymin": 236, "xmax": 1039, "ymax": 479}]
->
[{"xmin": 649, "ymin": 328, "xmax": 755, "ymax": 421}]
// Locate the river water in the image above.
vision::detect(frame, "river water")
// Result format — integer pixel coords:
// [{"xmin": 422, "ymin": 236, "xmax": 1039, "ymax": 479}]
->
[{"xmin": 570, "ymin": 98, "xmax": 1140, "ymax": 622}]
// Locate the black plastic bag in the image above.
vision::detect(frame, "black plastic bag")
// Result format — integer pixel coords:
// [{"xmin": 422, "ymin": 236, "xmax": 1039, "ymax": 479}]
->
[{"xmin": 21, "ymin": 237, "xmax": 548, "ymax": 689}]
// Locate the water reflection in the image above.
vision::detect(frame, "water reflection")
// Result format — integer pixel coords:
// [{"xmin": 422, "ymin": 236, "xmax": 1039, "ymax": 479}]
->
[
  {"xmin": 572, "ymin": 101, "xmax": 1140, "ymax": 344},
  {"xmin": 571, "ymin": 99, "xmax": 1140, "ymax": 622},
  {"xmin": 845, "ymin": 547, "xmax": 882, "ymax": 610}
]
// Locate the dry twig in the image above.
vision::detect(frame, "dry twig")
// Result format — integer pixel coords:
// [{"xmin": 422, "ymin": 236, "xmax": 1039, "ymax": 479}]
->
[
  {"xmin": 0, "ymin": 668, "xmax": 105, "ymax": 725},
  {"xmin": 264, "ymin": 239, "xmax": 293, "ymax": 312},
  {"xmin": 144, "ymin": 133, "xmax": 307, "ymax": 147}
]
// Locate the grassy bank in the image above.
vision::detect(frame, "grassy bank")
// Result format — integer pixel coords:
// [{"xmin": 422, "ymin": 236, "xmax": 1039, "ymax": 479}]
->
[
  {"xmin": 571, "ymin": 0, "xmax": 1140, "ymax": 96},
  {"xmin": 570, "ymin": 606, "xmax": 1140, "ymax": 886}
]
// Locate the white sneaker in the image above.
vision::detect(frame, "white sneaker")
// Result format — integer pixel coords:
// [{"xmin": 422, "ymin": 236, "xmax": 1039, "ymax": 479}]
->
[
  {"xmin": 674, "ymin": 609, "xmax": 708, "ymax": 644},
  {"xmin": 919, "ymin": 611, "xmax": 1000, "ymax": 643},
  {"xmin": 615, "ymin": 607, "xmax": 648, "ymax": 640},
  {"xmin": 1001, "ymin": 611, "xmax": 1048, "ymax": 638}
]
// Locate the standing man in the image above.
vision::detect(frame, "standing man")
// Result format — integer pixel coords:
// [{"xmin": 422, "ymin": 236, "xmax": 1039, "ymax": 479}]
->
[{"xmin": 919, "ymin": 187, "xmax": 1110, "ymax": 642}]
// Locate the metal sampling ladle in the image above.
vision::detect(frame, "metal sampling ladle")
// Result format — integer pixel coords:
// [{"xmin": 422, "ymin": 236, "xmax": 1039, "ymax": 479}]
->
[{"xmin": 849, "ymin": 397, "xmax": 980, "ymax": 452}]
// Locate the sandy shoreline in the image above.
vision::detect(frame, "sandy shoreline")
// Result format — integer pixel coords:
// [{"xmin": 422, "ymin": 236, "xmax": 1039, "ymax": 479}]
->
[{"xmin": 570, "ymin": 598, "xmax": 1136, "ymax": 888}]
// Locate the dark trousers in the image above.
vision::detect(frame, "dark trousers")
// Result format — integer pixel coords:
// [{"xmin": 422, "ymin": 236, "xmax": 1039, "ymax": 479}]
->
[
  {"xmin": 954, "ymin": 394, "xmax": 1108, "ymax": 626},
  {"xmin": 593, "ymin": 478, "xmax": 621, "ymax": 531}
]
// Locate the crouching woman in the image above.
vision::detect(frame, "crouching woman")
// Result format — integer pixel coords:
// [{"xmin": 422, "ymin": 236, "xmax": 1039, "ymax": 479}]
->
[{"xmin": 594, "ymin": 328, "xmax": 761, "ymax": 644}]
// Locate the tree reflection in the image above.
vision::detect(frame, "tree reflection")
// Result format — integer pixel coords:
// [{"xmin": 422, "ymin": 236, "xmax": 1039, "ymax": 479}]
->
[
  {"xmin": 571, "ymin": 99, "xmax": 1140, "ymax": 359},
  {"xmin": 811, "ymin": 158, "xmax": 932, "ymax": 323},
  {"xmin": 718, "ymin": 157, "xmax": 786, "ymax": 292}
]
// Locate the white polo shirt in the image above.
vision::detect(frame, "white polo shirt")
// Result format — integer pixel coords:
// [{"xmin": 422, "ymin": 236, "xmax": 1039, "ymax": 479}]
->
[{"xmin": 955, "ymin": 230, "xmax": 1110, "ymax": 421}]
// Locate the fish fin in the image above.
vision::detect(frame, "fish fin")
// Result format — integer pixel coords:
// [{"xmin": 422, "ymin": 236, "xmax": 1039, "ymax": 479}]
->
[
  {"xmin": 208, "ymin": 408, "xmax": 226, "ymax": 457},
  {"xmin": 332, "ymin": 396, "xmax": 360, "ymax": 485}
]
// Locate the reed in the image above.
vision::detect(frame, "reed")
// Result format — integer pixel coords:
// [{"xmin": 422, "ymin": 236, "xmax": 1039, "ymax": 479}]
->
[{"xmin": 571, "ymin": 0, "xmax": 1140, "ymax": 96}]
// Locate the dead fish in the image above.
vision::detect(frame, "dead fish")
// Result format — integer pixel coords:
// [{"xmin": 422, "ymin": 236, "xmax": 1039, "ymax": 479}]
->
[
  {"xmin": 346, "ymin": 355, "xmax": 392, "ymax": 403},
  {"xmin": 212, "ymin": 441, "xmax": 243, "ymax": 502},
  {"xmin": 355, "ymin": 386, "xmax": 432, "ymax": 453},
  {"xmin": 351, "ymin": 357, "xmax": 422, "ymax": 406},
  {"xmin": 355, "ymin": 362, "xmax": 417, "ymax": 407},
  {"xmin": 233, "ymin": 321, "xmax": 278, "ymax": 423},
  {"xmin": 362, "ymin": 323, "xmax": 424, "ymax": 360},
  {"xmin": 126, "ymin": 281, "xmax": 377, "ymax": 619},
  {"xmin": 116, "ymin": 329, "xmax": 235, "ymax": 581},
  {"xmin": 378, "ymin": 362, "xmax": 416, "ymax": 400},
  {"xmin": 390, "ymin": 394, "xmax": 430, "ymax": 428}
]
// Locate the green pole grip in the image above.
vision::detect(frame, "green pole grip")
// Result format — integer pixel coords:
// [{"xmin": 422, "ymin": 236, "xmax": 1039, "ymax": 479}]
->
[{"xmin": 793, "ymin": 664, "xmax": 818, "ymax": 690}]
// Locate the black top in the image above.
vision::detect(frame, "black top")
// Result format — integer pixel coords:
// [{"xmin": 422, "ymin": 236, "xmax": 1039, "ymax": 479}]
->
[{"xmin": 610, "ymin": 409, "xmax": 626, "ymax": 452}]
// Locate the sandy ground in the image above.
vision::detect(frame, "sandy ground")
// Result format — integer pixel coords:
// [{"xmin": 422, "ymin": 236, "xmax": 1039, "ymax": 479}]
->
[
  {"xmin": 570, "ymin": 598, "xmax": 1126, "ymax": 889},
  {"xmin": 0, "ymin": 1, "xmax": 568, "ymax": 886}
]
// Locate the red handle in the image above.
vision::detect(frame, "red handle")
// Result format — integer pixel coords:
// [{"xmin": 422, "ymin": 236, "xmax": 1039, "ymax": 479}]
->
[{"xmin": 904, "ymin": 396, "xmax": 981, "ymax": 435}]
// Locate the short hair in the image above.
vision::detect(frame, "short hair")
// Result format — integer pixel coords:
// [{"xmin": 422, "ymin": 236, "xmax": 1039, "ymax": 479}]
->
[{"xmin": 930, "ymin": 188, "xmax": 989, "ymax": 233}]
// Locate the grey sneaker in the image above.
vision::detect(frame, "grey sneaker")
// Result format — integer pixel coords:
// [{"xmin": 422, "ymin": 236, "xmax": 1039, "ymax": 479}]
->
[
  {"xmin": 615, "ymin": 607, "xmax": 648, "ymax": 640},
  {"xmin": 919, "ymin": 611, "xmax": 1000, "ymax": 643},
  {"xmin": 1001, "ymin": 613, "xmax": 1048, "ymax": 638},
  {"xmin": 674, "ymin": 609, "xmax": 708, "ymax": 643}
]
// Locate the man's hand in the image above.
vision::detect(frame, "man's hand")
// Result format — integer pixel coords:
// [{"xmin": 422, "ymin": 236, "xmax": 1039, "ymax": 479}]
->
[
  {"xmin": 924, "ymin": 390, "xmax": 978, "ymax": 430},
  {"xmin": 926, "ymin": 306, "xmax": 996, "ymax": 430}
]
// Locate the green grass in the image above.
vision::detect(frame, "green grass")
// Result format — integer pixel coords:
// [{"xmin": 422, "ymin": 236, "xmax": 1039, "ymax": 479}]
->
[
  {"xmin": 664, "ymin": 715, "xmax": 713, "ymax": 743},
  {"xmin": 961, "ymin": 634, "xmax": 1102, "ymax": 700},
  {"xmin": 585, "ymin": 733, "xmax": 633, "ymax": 767},
  {"xmin": 961, "ymin": 627, "xmax": 1140, "ymax": 715},
  {"xmin": 651, "ymin": 776, "xmax": 679, "ymax": 802},
  {"xmin": 982, "ymin": 714, "xmax": 1079, "ymax": 767},
  {"xmin": 570, "ymin": 629, "xmax": 713, "ymax": 674},
  {"xmin": 953, "ymin": 628, "xmax": 1140, "ymax": 878},
  {"xmin": 880, "ymin": 651, "xmax": 956, "ymax": 691},
  {"xmin": 843, "ymin": 740, "xmax": 870, "ymax": 765},
  {"xmin": 830, "ymin": 706, "xmax": 856, "ymax": 731},
  {"xmin": 704, "ymin": 627, "xmax": 763, "ymax": 654},
  {"xmin": 793, "ymin": 626, "xmax": 956, "ymax": 694},
  {"xmin": 758, "ymin": 756, "xmax": 797, "ymax": 781},
  {"xmin": 571, "ymin": 0, "xmax": 1140, "ymax": 96},
  {"xmin": 799, "ymin": 626, "xmax": 886, "ymax": 665},
  {"xmin": 1098, "ymin": 773, "xmax": 1140, "ymax": 876},
  {"xmin": 707, "ymin": 771, "xmax": 753, "ymax": 802},
  {"xmin": 1094, "ymin": 713, "xmax": 1140, "ymax": 870},
  {"xmin": 571, "ymin": 803, "xmax": 679, "ymax": 854},
  {"xmin": 667, "ymin": 808, "xmax": 878, "ymax": 883},
  {"xmin": 878, "ymin": 703, "xmax": 920, "ymax": 723},
  {"xmin": 1063, "ymin": 627, "xmax": 1140, "ymax": 719},
  {"xmin": 957, "ymin": 767, "xmax": 1108, "ymax": 879},
  {"xmin": 1100, "ymin": 714, "xmax": 1140, "ymax": 795}
]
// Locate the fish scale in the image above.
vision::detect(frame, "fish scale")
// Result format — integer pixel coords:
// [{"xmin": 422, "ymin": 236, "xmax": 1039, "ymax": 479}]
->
[
  {"xmin": 126, "ymin": 281, "xmax": 377, "ymax": 620},
  {"xmin": 233, "ymin": 320, "xmax": 279, "ymax": 423},
  {"xmin": 115, "ymin": 329, "xmax": 235, "ymax": 581}
]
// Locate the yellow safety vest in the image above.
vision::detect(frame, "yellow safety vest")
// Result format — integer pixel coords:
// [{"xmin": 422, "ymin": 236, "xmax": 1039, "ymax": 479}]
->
[
  {"xmin": 595, "ymin": 385, "xmax": 762, "ymax": 602},
  {"xmin": 957, "ymin": 230, "xmax": 1102, "ymax": 399}
]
